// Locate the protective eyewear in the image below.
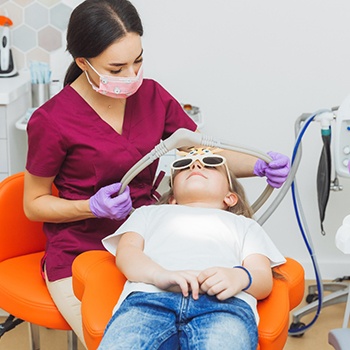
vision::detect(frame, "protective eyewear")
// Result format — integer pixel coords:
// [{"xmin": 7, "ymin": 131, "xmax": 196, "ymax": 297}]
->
[{"xmin": 170, "ymin": 154, "xmax": 233, "ymax": 189}]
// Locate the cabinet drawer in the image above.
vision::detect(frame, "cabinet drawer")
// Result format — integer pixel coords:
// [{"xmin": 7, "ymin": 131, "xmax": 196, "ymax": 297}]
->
[
  {"xmin": 0, "ymin": 139, "xmax": 8, "ymax": 172},
  {"xmin": 0, "ymin": 107, "xmax": 5, "ymax": 139}
]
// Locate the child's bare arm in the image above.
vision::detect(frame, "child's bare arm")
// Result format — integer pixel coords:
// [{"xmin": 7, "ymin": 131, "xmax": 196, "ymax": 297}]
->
[
  {"xmin": 241, "ymin": 254, "xmax": 273, "ymax": 299},
  {"xmin": 116, "ymin": 231, "xmax": 200, "ymax": 298}
]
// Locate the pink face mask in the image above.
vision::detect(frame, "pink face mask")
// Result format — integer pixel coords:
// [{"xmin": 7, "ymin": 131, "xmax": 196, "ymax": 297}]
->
[{"xmin": 84, "ymin": 59, "xmax": 143, "ymax": 99}]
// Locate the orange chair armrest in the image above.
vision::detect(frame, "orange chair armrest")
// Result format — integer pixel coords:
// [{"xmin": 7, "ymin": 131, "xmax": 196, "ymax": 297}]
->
[
  {"xmin": 257, "ymin": 257, "xmax": 304, "ymax": 350},
  {"xmin": 274, "ymin": 257, "xmax": 305, "ymax": 310},
  {"xmin": 72, "ymin": 250, "xmax": 126, "ymax": 350}
]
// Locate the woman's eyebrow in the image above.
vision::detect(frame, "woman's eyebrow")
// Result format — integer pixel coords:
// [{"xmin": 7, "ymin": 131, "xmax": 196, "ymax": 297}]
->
[
  {"xmin": 109, "ymin": 49, "xmax": 143, "ymax": 67},
  {"xmin": 135, "ymin": 49, "xmax": 144, "ymax": 60}
]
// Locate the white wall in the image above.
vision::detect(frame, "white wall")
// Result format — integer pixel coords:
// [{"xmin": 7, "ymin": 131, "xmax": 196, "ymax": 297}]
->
[{"xmin": 60, "ymin": 0, "xmax": 350, "ymax": 279}]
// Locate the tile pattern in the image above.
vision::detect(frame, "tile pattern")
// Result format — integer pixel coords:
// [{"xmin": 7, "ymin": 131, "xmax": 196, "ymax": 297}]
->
[{"xmin": 0, "ymin": 0, "xmax": 76, "ymax": 71}]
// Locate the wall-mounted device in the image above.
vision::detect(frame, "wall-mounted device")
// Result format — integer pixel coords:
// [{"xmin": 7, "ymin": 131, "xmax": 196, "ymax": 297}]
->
[
  {"xmin": 334, "ymin": 94, "xmax": 350, "ymax": 178},
  {"xmin": 0, "ymin": 15, "xmax": 18, "ymax": 78}
]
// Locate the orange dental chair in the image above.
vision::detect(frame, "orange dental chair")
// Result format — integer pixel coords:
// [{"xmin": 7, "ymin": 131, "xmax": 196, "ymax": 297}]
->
[
  {"xmin": 0, "ymin": 164, "xmax": 305, "ymax": 349},
  {"xmin": 0, "ymin": 172, "xmax": 77, "ymax": 350},
  {"xmin": 72, "ymin": 250, "xmax": 305, "ymax": 350}
]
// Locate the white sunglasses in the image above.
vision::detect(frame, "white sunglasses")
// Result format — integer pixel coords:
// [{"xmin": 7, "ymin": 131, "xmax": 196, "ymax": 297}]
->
[{"xmin": 170, "ymin": 154, "xmax": 233, "ymax": 189}]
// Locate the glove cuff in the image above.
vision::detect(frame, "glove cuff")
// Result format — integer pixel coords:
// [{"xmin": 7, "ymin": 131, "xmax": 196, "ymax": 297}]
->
[
  {"xmin": 253, "ymin": 159, "xmax": 267, "ymax": 177},
  {"xmin": 89, "ymin": 197, "xmax": 100, "ymax": 218}
]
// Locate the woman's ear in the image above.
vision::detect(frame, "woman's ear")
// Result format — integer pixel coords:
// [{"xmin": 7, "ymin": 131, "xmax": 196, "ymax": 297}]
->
[
  {"xmin": 224, "ymin": 192, "xmax": 238, "ymax": 207},
  {"xmin": 75, "ymin": 57, "xmax": 88, "ymax": 71}
]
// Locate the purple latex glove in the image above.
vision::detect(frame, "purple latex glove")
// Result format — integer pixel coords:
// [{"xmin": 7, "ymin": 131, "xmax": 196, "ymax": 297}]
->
[
  {"xmin": 89, "ymin": 183, "xmax": 132, "ymax": 220},
  {"xmin": 253, "ymin": 151, "xmax": 290, "ymax": 188}
]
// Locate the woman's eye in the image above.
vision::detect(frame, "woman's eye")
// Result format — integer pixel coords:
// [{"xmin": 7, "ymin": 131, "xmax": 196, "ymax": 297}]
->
[
  {"xmin": 109, "ymin": 59, "xmax": 142, "ymax": 75},
  {"xmin": 110, "ymin": 69, "xmax": 122, "ymax": 74}
]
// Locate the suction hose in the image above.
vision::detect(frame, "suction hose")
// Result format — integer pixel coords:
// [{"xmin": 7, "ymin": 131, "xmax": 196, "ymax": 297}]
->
[{"xmin": 288, "ymin": 109, "xmax": 334, "ymax": 336}]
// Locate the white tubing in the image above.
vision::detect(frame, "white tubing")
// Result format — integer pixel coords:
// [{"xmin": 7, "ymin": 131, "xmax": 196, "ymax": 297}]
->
[{"xmin": 119, "ymin": 128, "xmax": 274, "ymax": 214}]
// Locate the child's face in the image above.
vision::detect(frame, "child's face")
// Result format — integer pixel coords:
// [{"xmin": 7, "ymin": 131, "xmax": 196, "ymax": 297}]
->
[{"xmin": 170, "ymin": 160, "xmax": 237, "ymax": 208}]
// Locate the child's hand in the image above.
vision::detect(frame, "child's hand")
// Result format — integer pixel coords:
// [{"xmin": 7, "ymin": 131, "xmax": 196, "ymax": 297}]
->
[
  {"xmin": 153, "ymin": 270, "xmax": 200, "ymax": 299},
  {"xmin": 197, "ymin": 267, "xmax": 248, "ymax": 300}
]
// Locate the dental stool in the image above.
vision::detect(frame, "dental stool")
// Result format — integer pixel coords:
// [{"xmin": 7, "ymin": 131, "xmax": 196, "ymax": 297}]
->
[
  {"xmin": 72, "ymin": 251, "xmax": 304, "ymax": 350},
  {"xmin": 0, "ymin": 172, "xmax": 77, "ymax": 350}
]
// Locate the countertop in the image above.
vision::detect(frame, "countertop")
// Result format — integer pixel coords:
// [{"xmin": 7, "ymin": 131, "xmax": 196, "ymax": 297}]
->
[{"xmin": 0, "ymin": 70, "xmax": 31, "ymax": 105}]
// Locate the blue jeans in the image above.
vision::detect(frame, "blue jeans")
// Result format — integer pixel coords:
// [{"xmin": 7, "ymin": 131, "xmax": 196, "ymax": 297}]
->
[{"xmin": 98, "ymin": 292, "xmax": 258, "ymax": 350}]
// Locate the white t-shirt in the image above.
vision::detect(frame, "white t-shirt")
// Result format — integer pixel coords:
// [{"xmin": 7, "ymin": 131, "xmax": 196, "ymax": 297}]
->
[{"xmin": 102, "ymin": 204, "xmax": 286, "ymax": 323}]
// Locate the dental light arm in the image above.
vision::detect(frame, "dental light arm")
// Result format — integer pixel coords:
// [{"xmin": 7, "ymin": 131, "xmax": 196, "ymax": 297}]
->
[{"xmin": 119, "ymin": 128, "xmax": 274, "ymax": 214}]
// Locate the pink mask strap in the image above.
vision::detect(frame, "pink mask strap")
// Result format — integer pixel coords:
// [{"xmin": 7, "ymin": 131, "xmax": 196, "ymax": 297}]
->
[{"xmin": 84, "ymin": 59, "xmax": 100, "ymax": 76}]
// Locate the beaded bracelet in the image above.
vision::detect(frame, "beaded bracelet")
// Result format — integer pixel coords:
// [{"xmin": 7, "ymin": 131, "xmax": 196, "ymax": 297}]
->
[{"xmin": 234, "ymin": 265, "xmax": 252, "ymax": 291}]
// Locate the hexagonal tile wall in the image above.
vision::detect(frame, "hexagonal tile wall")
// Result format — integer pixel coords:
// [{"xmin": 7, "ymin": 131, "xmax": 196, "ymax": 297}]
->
[{"xmin": 0, "ymin": 0, "xmax": 76, "ymax": 71}]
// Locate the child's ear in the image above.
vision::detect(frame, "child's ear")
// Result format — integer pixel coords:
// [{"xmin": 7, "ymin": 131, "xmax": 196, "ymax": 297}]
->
[
  {"xmin": 169, "ymin": 195, "xmax": 177, "ymax": 204},
  {"xmin": 224, "ymin": 192, "xmax": 238, "ymax": 207}
]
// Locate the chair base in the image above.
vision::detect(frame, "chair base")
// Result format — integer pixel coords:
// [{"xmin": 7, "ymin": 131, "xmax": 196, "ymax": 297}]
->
[
  {"xmin": 290, "ymin": 282, "xmax": 349, "ymax": 331},
  {"xmin": 0, "ymin": 314, "xmax": 24, "ymax": 337}
]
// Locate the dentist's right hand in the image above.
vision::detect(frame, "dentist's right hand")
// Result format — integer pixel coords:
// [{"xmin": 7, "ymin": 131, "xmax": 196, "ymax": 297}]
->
[{"xmin": 89, "ymin": 183, "xmax": 132, "ymax": 220}]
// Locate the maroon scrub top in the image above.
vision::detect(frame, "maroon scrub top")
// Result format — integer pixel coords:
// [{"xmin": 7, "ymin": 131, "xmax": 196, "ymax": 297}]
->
[{"xmin": 26, "ymin": 78, "xmax": 197, "ymax": 281}]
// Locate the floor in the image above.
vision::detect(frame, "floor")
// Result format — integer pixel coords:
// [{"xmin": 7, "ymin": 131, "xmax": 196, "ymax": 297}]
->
[
  {"xmin": 285, "ymin": 280, "xmax": 347, "ymax": 350},
  {"xmin": 0, "ymin": 280, "xmax": 347, "ymax": 349}
]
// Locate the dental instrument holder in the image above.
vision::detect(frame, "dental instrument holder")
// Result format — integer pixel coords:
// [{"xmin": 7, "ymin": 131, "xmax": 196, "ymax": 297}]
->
[
  {"xmin": 334, "ymin": 95, "xmax": 350, "ymax": 178},
  {"xmin": 119, "ymin": 128, "xmax": 274, "ymax": 215},
  {"xmin": 31, "ymin": 83, "xmax": 50, "ymax": 108}
]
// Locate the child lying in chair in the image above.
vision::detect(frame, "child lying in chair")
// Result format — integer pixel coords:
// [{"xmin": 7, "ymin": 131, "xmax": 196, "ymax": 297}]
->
[{"xmin": 100, "ymin": 149, "xmax": 286, "ymax": 350}]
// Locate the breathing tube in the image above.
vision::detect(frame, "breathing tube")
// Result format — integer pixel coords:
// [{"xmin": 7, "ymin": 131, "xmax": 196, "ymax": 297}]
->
[
  {"xmin": 287, "ymin": 109, "xmax": 335, "ymax": 335},
  {"xmin": 119, "ymin": 128, "xmax": 275, "ymax": 214}
]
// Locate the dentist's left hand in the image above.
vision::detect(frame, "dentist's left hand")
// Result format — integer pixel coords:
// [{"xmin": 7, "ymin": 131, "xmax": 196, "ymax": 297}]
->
[
  {"xmin": 89, "ymin": 183, "xmax": 132, "ymax": 220},
  {"xmin": 253, "ymin": 151, "xmax": 290, "ymax": 188}
]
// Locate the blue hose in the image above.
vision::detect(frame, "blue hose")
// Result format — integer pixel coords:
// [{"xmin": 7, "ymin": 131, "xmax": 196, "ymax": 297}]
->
[{"xmin": 288, "ymin": 113, "xmax": 324, "ymax": 334}]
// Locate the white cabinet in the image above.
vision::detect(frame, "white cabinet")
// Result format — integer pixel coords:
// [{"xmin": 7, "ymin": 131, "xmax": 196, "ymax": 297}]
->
[{"xmin": 0, "ymin": 72, "xmax": 31, "ymax": 182}]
